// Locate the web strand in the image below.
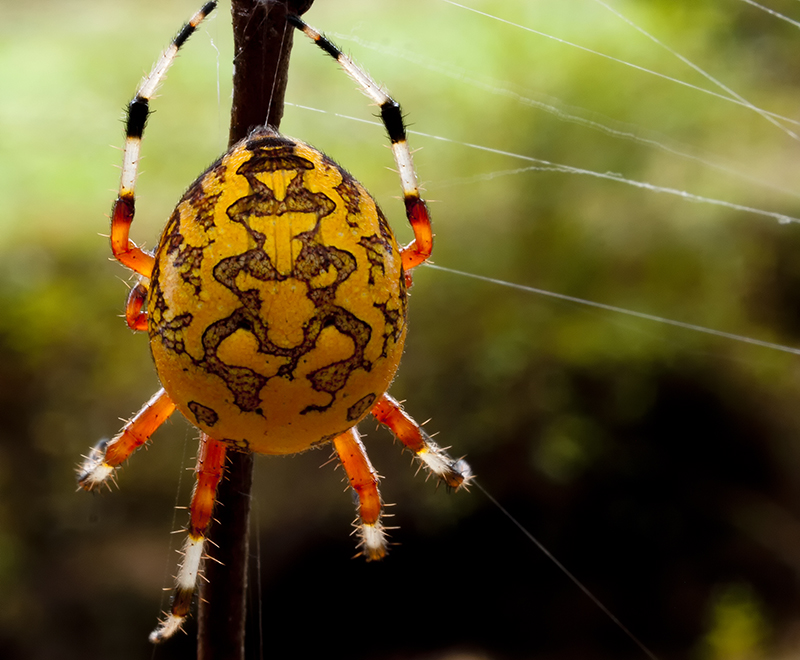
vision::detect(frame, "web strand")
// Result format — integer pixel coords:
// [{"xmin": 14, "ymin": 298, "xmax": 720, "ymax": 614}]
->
[
  {"xmin": 423, "ymin": 263, "xmax": 800, "ymax": 357},
  {"xmin": 328, "ymin": 31, "xmax": 800, "ymax": 201},
  {"xmin": 439, "ymin": 0, "xmax": 800, "ymax": 131},
  {"xmin": 589, "ymin": 0, "xmax": 800, "ymax": 140},
  {"xmin": 473, "ymin": 479, "xmax": 660, "ymax": 660},
  {"xmin": 740, "ymin": 0, "xmax": 800, "ymax": 30},
  {"xmin": 286, "ymin": 104, "xmax": 799, "ymax": 225}
]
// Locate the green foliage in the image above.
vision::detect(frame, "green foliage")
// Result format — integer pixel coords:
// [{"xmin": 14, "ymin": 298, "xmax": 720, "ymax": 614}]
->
[{"xmin": 701, "ymin": 583, "xmax": 770, "ymax": 660}]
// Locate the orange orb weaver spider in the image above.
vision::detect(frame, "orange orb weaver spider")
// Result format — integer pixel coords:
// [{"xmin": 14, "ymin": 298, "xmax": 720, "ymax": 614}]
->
[{"xmin": 78, "ymin": 0, "xmax": 471, "ymax": 643}]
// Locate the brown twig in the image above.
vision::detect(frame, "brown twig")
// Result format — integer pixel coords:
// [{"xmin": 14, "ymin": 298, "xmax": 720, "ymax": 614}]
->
[{"xmin": 197, "ymin": 1, "xmax": 313, "ymax": 658}]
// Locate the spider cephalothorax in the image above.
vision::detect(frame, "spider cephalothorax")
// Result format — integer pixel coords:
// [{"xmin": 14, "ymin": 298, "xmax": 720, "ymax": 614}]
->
[{"xmin": 78, "ymin": 1, "xmax": 471, "ymax": 643}]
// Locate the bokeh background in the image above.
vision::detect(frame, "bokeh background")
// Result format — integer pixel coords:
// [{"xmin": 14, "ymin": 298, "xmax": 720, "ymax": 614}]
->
[{"xmin": 3, "ymin": 0, "xmax": 800, "ymax": 658}]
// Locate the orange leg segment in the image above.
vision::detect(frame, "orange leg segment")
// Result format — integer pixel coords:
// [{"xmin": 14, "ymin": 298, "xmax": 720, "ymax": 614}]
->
[
  {"xmin": 150, "ymin": 433, "xmax": 228, "ymax": 643},
  {"xmin": 78, "ymin": 388, "xmax": 176, "ymax": 490},
  {"xmin": 110, "ymin": 195, "xmax": 156, "ymax": 278},
  {"xmin": 188, "ymin": 433, "xmax": 227, "ymax": 537},
  {"xmin": 371, "ymin": 393, "xmax": 472, "ymax": 490},
  {"xmin": 125, "ymin": 281, "xmax": 149, "ymax": 331},
  {"xmin": 400, "ymin": 196, "xmax": 434, "ymax": 272},
  {"xmin": 332, "ymin": 427, "xmax": 387, "ymax": 561}
]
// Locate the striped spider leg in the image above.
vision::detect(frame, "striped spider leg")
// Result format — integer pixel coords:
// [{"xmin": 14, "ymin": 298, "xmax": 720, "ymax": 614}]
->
[
  {"xmin": 79, "ymin": 1, "xmax": 219, "ymax": 485},
  {"xmin": 78, "ymin": 1, "xmax": 220, "ymax": 643},
  {"xmin": 288, "ymin": 15, "xmax": 434, "ymax": 280},
  {"xmin": 289, "ymin": 14, "xmax": 471, "ymax": 559}
]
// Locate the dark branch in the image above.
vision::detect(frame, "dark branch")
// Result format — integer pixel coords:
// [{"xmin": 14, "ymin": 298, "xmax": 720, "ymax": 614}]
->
[
  {"xmin": 197, "ymin": 1, "xmax": 313, "ymax": 658},
  {"xmin": 229, "ymin": 0, "xmax": 314, "ymax": 142}
]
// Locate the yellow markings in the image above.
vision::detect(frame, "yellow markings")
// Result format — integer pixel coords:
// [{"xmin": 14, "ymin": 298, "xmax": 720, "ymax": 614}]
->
[
  {"xmin": 299, "ymin": 327, "xmax": 357, "ymax": 375},
  {"xmin": 262, "ymin": 280, "xmax": 316, "ymax": 347},
  {"xmin": 148, "ymin": 131, "xmax": 407, "ymax": 455},
  {"xmin": 216, "ymin": 329, "xmax": 265, "ymax": 370},
  {"xmin": 258, "ymin": 169, "xmax": 294, "ymax": 200}
]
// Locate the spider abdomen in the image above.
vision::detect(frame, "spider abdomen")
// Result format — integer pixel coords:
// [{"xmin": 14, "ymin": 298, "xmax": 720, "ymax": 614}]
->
[{"xmin": 148, "ymin": 128, "xmax": 408, "ymax": 454}]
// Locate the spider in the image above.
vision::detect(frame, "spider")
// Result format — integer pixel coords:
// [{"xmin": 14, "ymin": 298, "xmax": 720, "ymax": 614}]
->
[{"xmin": 78, "ymin": 0, "xmax": 471, "ymax": 644}]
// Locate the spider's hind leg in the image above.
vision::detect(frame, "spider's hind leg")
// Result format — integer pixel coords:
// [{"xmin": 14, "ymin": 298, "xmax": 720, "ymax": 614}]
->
[
  {"xmin": 332, "ymin": 427, "xmax": 388, "ymax": 561},
  {"xmin": 78, "ymin": 388, "xmax": 177, "ymax": 490},
  {"xmin": 371, "ymin": 393, "xmax": 472, "ymax": 490},
  {"xmin": 150, "ymin": 433, "xmax": 227, "ymax": 643}
]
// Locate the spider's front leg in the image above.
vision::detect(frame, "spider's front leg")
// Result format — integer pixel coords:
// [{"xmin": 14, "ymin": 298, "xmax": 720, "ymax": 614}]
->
[
  {"xmin": 150, "ymin": 433, "xmax": 227, "ymax": 643},
  {"xmin": 288, "ymin": 16, "xmax": 433, "ymax": 281},
  {"xmin": 78, "ymin": 388, "xmax": 177, "ymax": 490},
  {"xmin": 110, "ymin": 1, "xmax": 218, "ymax": 279},
  {"xmin": 110, "ymin": 193, "xmax": 155, "ymax": 278},
  {"xmin": 372, "ymin": 394, "xmax": 472, "ymax": 490},
  {"xmin": 333, "ymin": 428, "xmax": 388, "ymax": 560}
]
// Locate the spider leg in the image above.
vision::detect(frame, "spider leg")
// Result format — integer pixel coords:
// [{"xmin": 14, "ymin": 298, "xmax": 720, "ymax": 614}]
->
[
  {"xmin": 288, "ymin": 16, "xmax": 433, "ymax": 274},
  {"xmin": 371, "ymin": 393, "xmax": 472, "ymax": 490},
  {"xmin": 150, "ymin": 433, "xmax": 227, "ymax": 643},
  {"xmin": 332, "ymin": 427, "xmax": 388, "ymax": 561},
  {"xmin": 125, "ymin": 280, "xmax": 149, "ymax": 331},
  {"xmin": 111, "ymin": 1, "xmax": 218, "ymax": 278},
  {"xmin": 78, "ymin": 388, "xmax": 177, "ymax": 490}
]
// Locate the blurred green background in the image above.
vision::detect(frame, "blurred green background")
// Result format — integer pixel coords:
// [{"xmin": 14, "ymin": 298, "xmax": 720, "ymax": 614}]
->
[{"xmin": 3, "ymin": 0, "xmax": 800, "ymax": 658}]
